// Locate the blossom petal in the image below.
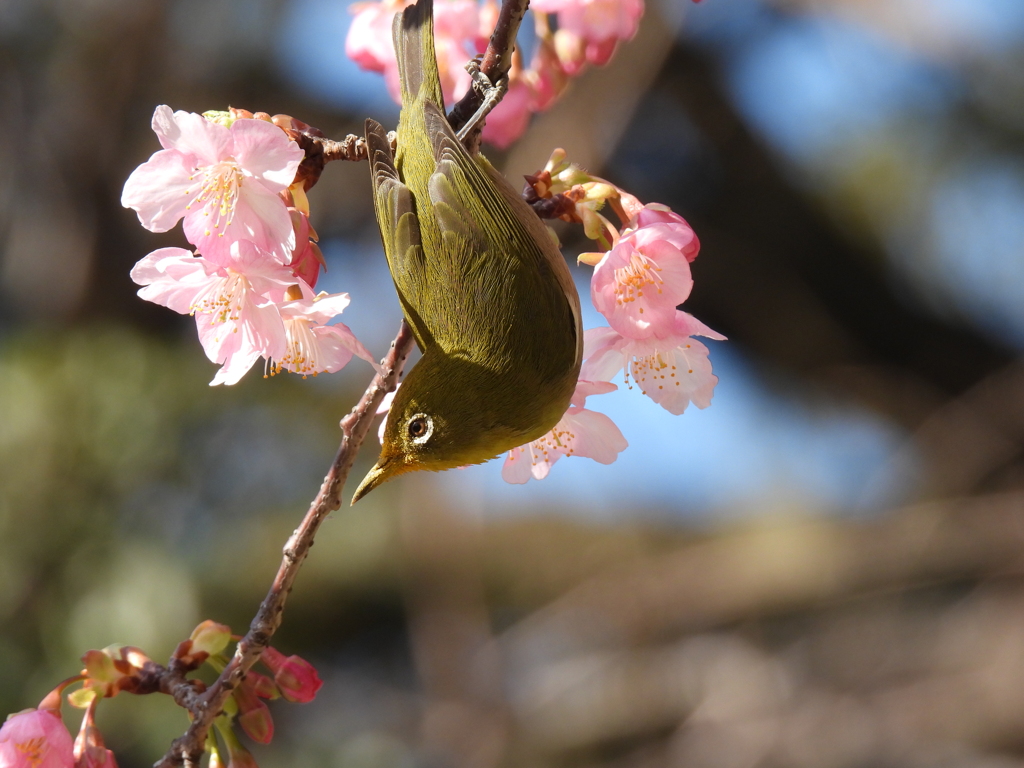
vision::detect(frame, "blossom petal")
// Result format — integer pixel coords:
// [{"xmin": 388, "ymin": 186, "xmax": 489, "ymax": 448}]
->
[
  {"xmin": 209, "ymin": 344, "xmax": 262, "ymax": 386},
  {"xmin": 502, "ymin": 446, "xmax": 533, "ymax": 484},
  {"xmin": 631, "ymin": 339, "xmax": 718, "ymax": 414},
  {"xmin": 560, "ymin": 407, "xmax": 628, "ymax": 464},
  {"xmin": 131, "ymin": 248, "xmax": 221, "ymax": 314},
  {"xmin": 230, "ymin": 119, "xmax": 304, "ymax": 192},
  {"xmin": 156, "ymin": 107, "xmax": 231, "ymax": 166},
  {"xmin": 671, "ymin": 310, "xmax": 727, "ymax": 342},
  {"xmin": 121, "ymin": 149, "xmax": 196, "ymax": 232},
  {"xmin": 570, "ymin": 379, "xmax": 617, "ymax": 407},
  {"xmin": 580, "ymin": 326, "xmax": 628, "ymax": 382},
  {"xmin": 309, "ymin": 322, "xmax": 380, "ymax": 374}
]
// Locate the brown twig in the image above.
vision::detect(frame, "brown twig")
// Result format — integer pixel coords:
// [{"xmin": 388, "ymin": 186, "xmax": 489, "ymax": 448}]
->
[
  {"xmin": 154, "ymin": 321, "xmax": 415, "ymax": 768},
  {"xmin": 448, "ymin": 0, "xmax": 530, "ymax": 152}
]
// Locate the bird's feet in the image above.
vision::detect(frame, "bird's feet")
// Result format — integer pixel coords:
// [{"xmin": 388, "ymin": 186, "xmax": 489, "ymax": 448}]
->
[{"xmin": 456, "ymin": 57, "xmax": 509, "ymax": 142}]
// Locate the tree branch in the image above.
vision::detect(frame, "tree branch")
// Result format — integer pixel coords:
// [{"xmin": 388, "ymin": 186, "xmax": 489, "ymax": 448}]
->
[
  {"xmin": 448, "ymin": 0, "xmax": 530, "ymax": 152},
  {"xmin": 154, "ymin": 321, "xmax": 416, "ymax": 768}
]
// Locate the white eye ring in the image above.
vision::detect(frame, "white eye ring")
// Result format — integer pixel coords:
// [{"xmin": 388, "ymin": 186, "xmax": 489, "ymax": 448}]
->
[{"xmin": 407, "ymin": 414, "xmax": 433, "ymax": 444}]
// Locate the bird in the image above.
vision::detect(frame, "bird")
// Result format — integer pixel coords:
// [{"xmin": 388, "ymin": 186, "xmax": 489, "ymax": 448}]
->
[{"xmin": 351, "ymin": 0, "xmax": 583, "ymax": 503}]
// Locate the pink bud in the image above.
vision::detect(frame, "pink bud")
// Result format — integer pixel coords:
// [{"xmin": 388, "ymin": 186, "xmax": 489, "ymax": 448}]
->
[
  {"xmin": 247, "ymin": 671, "xmax": 281, "ymax": 700},
  {"xmin": 0, "ymin": 709, "xmax": 75, "ymax": 768},
  {"xmin": 73, "ymin": 697, "xmax": 118, "ymax": 768},
  {"xmin": 233, "ymin": 680, "xmax": 274, "ymax": 744},
  {"xmin": 553, "ymin": 29, "xmax": 586, "ymax": 75},
  {"xmin": 260, "ymin": 647, "xmax": 324, "ymax": 704},
  {"xmin": 236, "ymin": 706, "xmax": 273, "ymax": 746}
]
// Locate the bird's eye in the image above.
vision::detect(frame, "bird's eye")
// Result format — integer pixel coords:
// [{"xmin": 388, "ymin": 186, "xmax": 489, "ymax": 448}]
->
[{"xmin": 407, "ymin": 414, "xmax": 433, "ymax": 444}]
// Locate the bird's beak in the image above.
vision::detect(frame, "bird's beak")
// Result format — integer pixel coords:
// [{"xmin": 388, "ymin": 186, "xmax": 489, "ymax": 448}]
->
[{"xmin": 351, "ymin": 454, "xmax": 402, "ymax": 504}]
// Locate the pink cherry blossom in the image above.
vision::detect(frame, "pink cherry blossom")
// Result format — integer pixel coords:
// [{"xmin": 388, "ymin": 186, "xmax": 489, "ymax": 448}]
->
[
  {"xmin": 581, "ymin": 316, "xmax": 725, "ymax": 415},
  {"xmin": 502, "ymin": 379, "xmax": 626, "ymax": 483},
  {"xmin": 274, "ymin": 292, "xmax": 381, "ymax": 378},
  {"xmin": 534, "ymin": 0, "xmax": 643, "ymax": 69},
  {"xmin": 121, "ymin": 106, "xmax": 303, "ymax": 264},
  {"xmin": 481, "ymin": 80, "xmax": 532, "ymax": 148},
  {"xmin": 627, "ymin": 205, "xmax": 701, "ymax": 261},
  {"xmin": 346, "ymin": 0, "xmax": 403, "ymax": 73},
  {"xmin": 130, "ymin": 243, "xmax": 293, "ymax": 386},
  {"xmin": 591, "ymin": 206, "xmax": 699, "ymax": 339},
  {"xmin": 359, "ymin": 0, "xmax": 478, "ymax": 105},
  {"xmin": 0, "ymin": 709, "xmax": 74, "ymax": 768}
]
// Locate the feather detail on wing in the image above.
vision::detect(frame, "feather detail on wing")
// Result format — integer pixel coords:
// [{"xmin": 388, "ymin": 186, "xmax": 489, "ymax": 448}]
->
[{"xmin": 366, "ymin": 118, "xmax": 432, "ymax": 350}]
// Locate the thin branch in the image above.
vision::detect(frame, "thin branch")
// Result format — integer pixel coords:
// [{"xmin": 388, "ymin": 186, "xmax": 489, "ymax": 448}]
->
[
  {"xmin": 154, "ymin": 321, "xmax": 416, "ymax": 768},
  {"xmin": 448, "ymin": 0, "xmax": 531, "ymax": 152}
]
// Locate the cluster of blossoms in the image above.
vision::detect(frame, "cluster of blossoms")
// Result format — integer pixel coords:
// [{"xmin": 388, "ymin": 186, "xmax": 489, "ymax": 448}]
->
[
  {"xmin": 122, "ymin": 106, "xmax": 379, "ymax": 386},
  {"xmin": 0, "ymin": 621, "xmax": 322, "ymax": 768},
  {"xmin": 500, "ymin": 150, "xmax": 724, "ymax": 482},
  {"xmin": 346, "ymin": 0, "xmax": 646, "ymax": 147},
  {"xmin": 122, "ymin": 105, "xmax": 723, "ymax": 486}
]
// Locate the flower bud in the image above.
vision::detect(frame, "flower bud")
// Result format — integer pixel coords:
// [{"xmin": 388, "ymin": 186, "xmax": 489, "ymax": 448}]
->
[
  {"xmin": 73, "ymin": 701, "xmax": 118, "ymax": 768},
  {"xmin": 260, "ymin": 647, "xmax": 323, "ymax": 703},
  {"xmin": 232, "ymin": 678, "xmax": 274, "ymax": 744},
  {"xmin": 189, "ymin": 621, "xmax": 233, "ymax": 657},
  {"xmin": 553, "ymin": 29, "xmax": 586, "ymax": 75}
]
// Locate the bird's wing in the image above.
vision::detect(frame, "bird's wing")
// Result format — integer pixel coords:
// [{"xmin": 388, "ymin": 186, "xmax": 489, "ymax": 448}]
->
[
  {"xmin": 419, "ymin": 103, "xmax": 581, "ymax": 372},
  {"xmin": 366, "ymin": 118, "xmax": 433, "ymax": 351}
]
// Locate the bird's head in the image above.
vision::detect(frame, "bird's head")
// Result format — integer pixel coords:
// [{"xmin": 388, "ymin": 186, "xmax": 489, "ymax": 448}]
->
[{"xmin": 351, "ymin": 354, "xmax": 517, "ymax": 503}]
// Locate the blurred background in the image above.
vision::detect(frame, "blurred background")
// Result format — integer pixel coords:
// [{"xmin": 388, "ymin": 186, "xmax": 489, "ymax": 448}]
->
[{"xmin": 4, "ymin": 0, "xmax": 1024, "ymax": 765}]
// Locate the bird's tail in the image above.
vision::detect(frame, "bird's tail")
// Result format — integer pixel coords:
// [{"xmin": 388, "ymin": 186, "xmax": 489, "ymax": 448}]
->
[{"xmin": 394, "ymin": 0, "xmax": 445, "ymax": 110}]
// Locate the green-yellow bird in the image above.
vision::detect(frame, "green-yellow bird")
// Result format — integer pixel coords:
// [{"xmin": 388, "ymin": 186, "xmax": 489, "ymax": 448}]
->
[{"xmin": 351, "ymin": 0, "xmax": 582, "ymax": 503}]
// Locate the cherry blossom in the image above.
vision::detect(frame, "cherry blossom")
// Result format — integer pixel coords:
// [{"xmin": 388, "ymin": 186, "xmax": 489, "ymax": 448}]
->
[
  {"xmin": 0, "ymin": 709, "xmax": 74, "ymax": 768},
  {"xmin": 346, "ymin": 0, "xmax": 403, "ymax": 73},
  {"xmin": 502, "ymin": 379, "xmax": 627, "ymax": 483},
  {"xmin": 581, "ymin": 316, "xmax": 725, "ymax": 415},
  {"xmin": 534, "ymin": 0, "xmax": 644, "ymax": 70},
  {"xmin": 130, "ymin": 243, "xmax": 293, "ymax": 386},
  {"xmin": 352, "ymin": 0, "xmax": 481, "ymax": 105},
  {"xmin": 273, "ymin": 291, "xmax": 380, "ymax": 378},
  {"xmin": 121, "ymin": 105, "xmax": 303, "ymax": 264},
  {"xmin": 591, "ymin": 205, "xmax": 699, "ymax": 339}
]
